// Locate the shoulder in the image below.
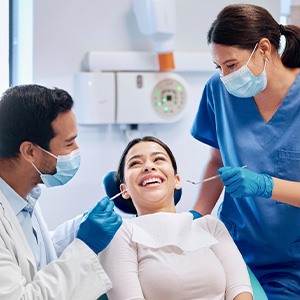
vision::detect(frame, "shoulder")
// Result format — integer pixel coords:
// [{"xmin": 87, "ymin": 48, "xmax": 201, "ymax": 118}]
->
[
  {"xmin": 195, "ymin": 215, "xmax": 228, "ymax": 237},
  {"xmin": 205, "ymin": 71, "xmax": 224, "ymax": 91}
]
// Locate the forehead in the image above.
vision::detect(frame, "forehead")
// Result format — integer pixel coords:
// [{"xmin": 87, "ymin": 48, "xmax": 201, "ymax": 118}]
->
[
  {"xmin": 126, "ymin": 141, "xmax": 168, "ymax": 161},
  {"xmin": 209, "ymin": 44, "xmax": 248, "ymax": 64},
  {"xmin": 51, "ymin": 110, "xmax": 77, "ymax": 139}
]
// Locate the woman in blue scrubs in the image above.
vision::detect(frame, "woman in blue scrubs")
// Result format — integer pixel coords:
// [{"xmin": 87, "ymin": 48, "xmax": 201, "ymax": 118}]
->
[{"xmin": 191, "ymin": 4, "xmax": 300, "ymax": 299}]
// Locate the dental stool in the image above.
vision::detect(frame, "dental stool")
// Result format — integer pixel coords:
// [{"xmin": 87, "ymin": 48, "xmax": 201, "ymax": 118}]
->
[{"xmin": 102, "ymin": 171, "xmax": 268, "ymax": 299}]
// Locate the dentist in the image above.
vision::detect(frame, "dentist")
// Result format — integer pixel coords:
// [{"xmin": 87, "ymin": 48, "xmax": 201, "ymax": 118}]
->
[{"xmin": 0, "ymin": 84, "xmax": 122, "ymax": 299}]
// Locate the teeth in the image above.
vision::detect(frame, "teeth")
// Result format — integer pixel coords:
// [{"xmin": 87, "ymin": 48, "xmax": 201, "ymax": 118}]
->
[{"xmin": 142, "ymin": 177, "xmax": 162, "ymax": 186}]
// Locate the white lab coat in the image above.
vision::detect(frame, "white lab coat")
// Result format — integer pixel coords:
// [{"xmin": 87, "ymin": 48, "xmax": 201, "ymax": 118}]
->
[{"xmin": 0, "ymin": 190, "xmax": 112, "ymax": 299}]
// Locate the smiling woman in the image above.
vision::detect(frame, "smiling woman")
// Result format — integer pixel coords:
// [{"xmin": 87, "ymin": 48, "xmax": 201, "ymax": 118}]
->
[{"xmin": 99, "ymin": 136, "xmax": 253, "ymax": 300}]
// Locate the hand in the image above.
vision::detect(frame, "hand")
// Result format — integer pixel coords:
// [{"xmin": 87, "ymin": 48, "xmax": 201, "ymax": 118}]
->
[
  {"xmin": 77, "ymin": 197, "xmax": 122, "ymax": 254},
  {"xmin": 189, "ymin": 210, "xmax": 202, "ymax": 220},
  {"xmin": 218, "ymin": 166, "xmax": 273, "ymax": 198}
]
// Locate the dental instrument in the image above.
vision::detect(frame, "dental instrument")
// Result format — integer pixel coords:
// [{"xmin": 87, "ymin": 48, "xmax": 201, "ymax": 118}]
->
[
  {"xmin": 110, "ymin": 190, "xmax": 127, "ymax": 200},
  {"xmin": 187, "ymin": 165, "xmax": 247, "ymax": 185}
]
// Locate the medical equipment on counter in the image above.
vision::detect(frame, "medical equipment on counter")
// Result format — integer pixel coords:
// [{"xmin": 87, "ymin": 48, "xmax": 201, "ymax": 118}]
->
[{"xmin": 132, "ymin": 0, "xmax": 176, "ymax": 71}]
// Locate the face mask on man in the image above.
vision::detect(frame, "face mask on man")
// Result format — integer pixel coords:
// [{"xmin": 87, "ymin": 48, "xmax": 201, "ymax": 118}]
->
[
  {"xmin": 31, "ymin": 147, "xmax": 81, "ymax": 188},
  {"xmin": 220, "ymin": 43, "xmax": 268, "ymax": 98}
]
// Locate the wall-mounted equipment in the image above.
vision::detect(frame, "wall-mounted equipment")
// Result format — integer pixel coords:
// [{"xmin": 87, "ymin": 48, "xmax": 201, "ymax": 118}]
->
[
  {"xmin": 74, "ymin": 51, "xmax": 214, "ymax": 125},
  {"xmin": 73, "ymin": 72, "xmax": 116, "ymax": 124},
  {"xmin": 73, "ymin": 70, "xmax": 188, "ymax": 125},
  {"xmin": 132, "ymin": 0, "xmax": 176, "ymax": 71},
  {"xmin": 116, "ymin": 72, "xmax": 187, "ymax": 124}
]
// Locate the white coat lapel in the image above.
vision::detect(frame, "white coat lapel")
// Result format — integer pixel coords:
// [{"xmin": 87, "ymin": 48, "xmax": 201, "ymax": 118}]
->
[{"xmin": 0, "ymin": 191, "xmax": 37, "ymax": 280}]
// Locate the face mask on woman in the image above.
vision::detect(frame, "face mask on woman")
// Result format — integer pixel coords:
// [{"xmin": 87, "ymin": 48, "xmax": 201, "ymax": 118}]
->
[
  {"xmin": 32, "ymin": 147, "xmax": 81, "ymax": 187},
  {"xmin": 220, "ymin": 43, "xmax": 268, "ymax": 98}
]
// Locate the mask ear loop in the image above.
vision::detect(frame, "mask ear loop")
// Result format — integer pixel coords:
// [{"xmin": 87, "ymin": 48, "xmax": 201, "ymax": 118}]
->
[
  {"xmin": 37, "ymin": 145, "xmax": 58, "ymax": 159},
  {"xmin": 246, "ymin": 43, "xmax": 259, "ymax": 66},
  {"xmin": 31, "ymin": 162, "xmax": 42, "ymax": 175},
  {"xmin": 263, "ymin": 57, "xmax": 268, "ymax": 70}
]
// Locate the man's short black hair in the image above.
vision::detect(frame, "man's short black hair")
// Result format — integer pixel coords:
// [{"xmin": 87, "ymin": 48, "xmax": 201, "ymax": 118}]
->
[{"xmin": 0, "ymin": 84, "xmax": 74, "ymax": 158}]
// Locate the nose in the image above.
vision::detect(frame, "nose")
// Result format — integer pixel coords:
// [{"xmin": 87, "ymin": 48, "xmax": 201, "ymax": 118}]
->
[
  {"xmin": 72, "ymin": 141, "xmax": 79, "ymax": 150},
  {"xmin": 143, "ymin": 161, "xmax": 156, "ymax": 172}
]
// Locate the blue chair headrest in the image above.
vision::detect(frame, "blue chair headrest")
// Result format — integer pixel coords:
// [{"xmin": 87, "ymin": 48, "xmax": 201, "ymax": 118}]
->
[{"xmin": 102, "ymin": 171, "xmax": 182, "ymax": 214}]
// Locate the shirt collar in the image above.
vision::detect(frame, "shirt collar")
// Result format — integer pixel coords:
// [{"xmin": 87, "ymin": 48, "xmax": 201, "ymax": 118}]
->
[{"xmin": 0, "ymin": 177, "xmax": 41, "ymax": 215}]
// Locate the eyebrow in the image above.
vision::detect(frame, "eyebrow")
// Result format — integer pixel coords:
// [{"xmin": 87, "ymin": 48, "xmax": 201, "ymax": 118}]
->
[
  {"xmin": 126, "ymin": 151, "xmax": 168, "ymax": 165},
  {"xmin": 213, "ymin": 58, "xmax": 237, "ymax": 66},
  {"xmin": 64, "ymin": 134, "xmax": 77, "ymax": 143}
]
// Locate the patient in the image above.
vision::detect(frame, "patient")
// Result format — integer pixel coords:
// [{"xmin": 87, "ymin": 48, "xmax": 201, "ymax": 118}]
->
[{"xmin": 100, "ymin": 136, "xmax": 253, "ymax": 300}]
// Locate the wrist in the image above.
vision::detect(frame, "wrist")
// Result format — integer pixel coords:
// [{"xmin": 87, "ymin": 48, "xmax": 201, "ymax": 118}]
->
[{"xmin": 259, "ymin": 174, "xmax": 274, "ymax": 198}]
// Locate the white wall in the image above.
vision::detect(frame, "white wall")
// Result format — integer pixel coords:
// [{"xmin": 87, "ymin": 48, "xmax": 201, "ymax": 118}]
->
[{"xmin": 33, "ymin": 0, "xmax": 281, "ymax": 229}]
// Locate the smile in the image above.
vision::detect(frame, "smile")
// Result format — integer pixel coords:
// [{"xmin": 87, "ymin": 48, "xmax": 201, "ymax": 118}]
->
[{"xmin": 141, "ymin": 177, "xmax": 163, "ymax": 187}]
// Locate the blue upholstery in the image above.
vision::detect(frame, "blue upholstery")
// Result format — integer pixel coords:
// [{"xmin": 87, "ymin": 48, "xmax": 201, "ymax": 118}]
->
[
  {"xmin": 102, "ymin": 170, "xmax": 182, "ymax": 214},
  {"xmin": 247, "ymin": 266, "xmax": 268, "ymax": 299}
]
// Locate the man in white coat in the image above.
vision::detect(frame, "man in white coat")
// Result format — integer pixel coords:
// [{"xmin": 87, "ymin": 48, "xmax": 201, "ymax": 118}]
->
[{"xmin": 0, "ymin": 84, "xmax": 122, "ymax": 299}]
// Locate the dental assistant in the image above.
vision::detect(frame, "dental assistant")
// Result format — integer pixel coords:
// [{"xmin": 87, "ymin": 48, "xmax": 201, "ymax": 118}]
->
[
  {"xmin": 191, "ymin": 4, "xmax": 300, "ymax": 300},
  {"xmin": 0, "ymin": 84, "xmax": 122, "ymax": 299}
]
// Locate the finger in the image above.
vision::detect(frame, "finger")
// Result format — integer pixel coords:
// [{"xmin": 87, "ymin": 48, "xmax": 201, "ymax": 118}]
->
[
  {"xmin": 88, "ymin": 197, "xmax": 111, "ymax": 217},
  {"xmin": 219, "ymin": 168, "xmax": 240, "ymax": 181},
  {"xmin": 225, "ymin": 180, "xmax": 243, "ymax": 193},
  {"xmin": 221, "ymin": 172, "xmax": 242, "ymax": 186},
  {"xmin": 218, "ymin": 166, "xmax": 232, "ymax": 175}
]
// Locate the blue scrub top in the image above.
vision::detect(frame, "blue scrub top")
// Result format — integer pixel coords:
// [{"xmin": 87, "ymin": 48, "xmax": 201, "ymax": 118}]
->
[{"xmin": 191, "ymin": 71, "xmax": 300, "ymax": 297}]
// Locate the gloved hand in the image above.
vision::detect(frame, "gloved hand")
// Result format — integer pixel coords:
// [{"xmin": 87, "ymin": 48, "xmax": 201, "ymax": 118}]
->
[
  {"xmin": 77, "ymin": 196, "xmax": 122, "ymax": 254},
  {"xmin": 189, "ymin": 210, "xmax": 202, "ymax": 220},
  {"xmin": 218, "ymin": 166, "xmax": 274, "ymax": 198}
]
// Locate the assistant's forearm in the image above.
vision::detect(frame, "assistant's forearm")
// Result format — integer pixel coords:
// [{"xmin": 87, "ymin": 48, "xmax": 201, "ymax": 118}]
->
[
  {"xmin": 193, "ymin": 177, "xmax": 223, "ymax": 215},
  {"xmin": 271, "ymin": 177, "xmax": 300, "ymax": 207},
  {"xmin": 193, "ymin": 148, "xmax": 224, "ymax": 214}
]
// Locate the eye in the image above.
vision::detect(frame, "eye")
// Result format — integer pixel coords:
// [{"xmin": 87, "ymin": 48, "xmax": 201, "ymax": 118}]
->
[
  {"xmin": 227, "ymin": 63, "xmax": 236, "ymax": 69},
  {"xmin": 154, "ymin": 156, "xmax": 167, "ymax": 163},
  {"xmin": 128, "ymin": 160, "xmax": 141, "ymax": 168}
]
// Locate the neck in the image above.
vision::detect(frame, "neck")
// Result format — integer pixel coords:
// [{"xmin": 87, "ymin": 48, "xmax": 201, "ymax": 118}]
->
[
  {"xmin": 254, "ymin": 63, "xmax": 300, "ymax": 122},
  {"xmin": 137, "ymin": 204, "xmax": 176, "ymax": 216},
  {"xmin": 0, "ymin": 159, "xmax": 39, "ymax": 199}
]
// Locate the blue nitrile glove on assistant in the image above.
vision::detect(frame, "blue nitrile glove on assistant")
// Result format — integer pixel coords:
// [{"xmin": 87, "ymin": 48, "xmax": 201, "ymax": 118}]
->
[
  {"xmin": 218, "ymin": 166, "xmax": 274, "ymax": 198},
  {"xmin": 189, "ymin": 210, "xmax": 202, "ymax": 220},
  {"xmin": 77, "ymin": 196, "xmax": 122, "ymax": 254}
]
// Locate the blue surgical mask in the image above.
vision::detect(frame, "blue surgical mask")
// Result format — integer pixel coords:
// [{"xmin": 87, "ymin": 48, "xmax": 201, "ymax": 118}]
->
[
  {"xmin": 32, "ymin": 147, "xmax": 81, "ymax": 188},
  {"xmin": 220, "ymin": 44, "xmax": 268, "ymax": 98}
]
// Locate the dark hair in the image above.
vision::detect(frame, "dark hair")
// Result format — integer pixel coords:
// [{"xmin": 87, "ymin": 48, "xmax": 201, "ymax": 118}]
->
[
  {"xmin": 207, "ymin": 4, "xmax": 300, "ymax": 68},
  {"xmin": 0, "ymin": 84, "xmax": 74, "ymax": 158},
  {"xmin": 116, "ymin": 136, "xmax": 178, "ymax": 184}
]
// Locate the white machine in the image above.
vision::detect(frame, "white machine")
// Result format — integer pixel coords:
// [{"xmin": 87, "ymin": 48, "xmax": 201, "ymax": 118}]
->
[
  {"xmin": 132, "ymin": 0, "xmax": 176, "ymax": 71},
  {"xmin": 73, "ymin": 71, "xmax": 188, "ymax": 125},
  {"xmin": 73, "ymin": 0, "xmax": 213, "ymax": 125}
]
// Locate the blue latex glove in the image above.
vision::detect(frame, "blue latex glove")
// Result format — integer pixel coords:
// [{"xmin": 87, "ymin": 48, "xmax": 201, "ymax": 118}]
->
[
  {"xmin": 77, "ymin": 196, "xmax": 122, "ymax": 254},
  {"xmin": 218, "ymin": 166, "xmax": 274, "ymax": 198},
  {"xmin": 189, "ymin": 210, "xmax": 202, "ymax": 220}
]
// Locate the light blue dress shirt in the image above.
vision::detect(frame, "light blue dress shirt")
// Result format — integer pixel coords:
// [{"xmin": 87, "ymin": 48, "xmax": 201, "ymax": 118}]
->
[{"xmin": 0, "ymin": 178, "xmax": 46, "ymax": 270}]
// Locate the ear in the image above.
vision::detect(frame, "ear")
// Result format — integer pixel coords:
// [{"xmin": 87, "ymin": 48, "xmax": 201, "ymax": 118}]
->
[
  {"xmin": 120, "ymin": 183, "xmax": 131, "ymax": 199},
  {"xmin": 174, "ymin": 174, "xmax": 181, "ymax": 190},
  {"xmin": 19, "ymin": 141, "xmax": 37, "ymax": 163},
  {"xmin": 258, "ymin": 38, "xmax": 271, "ymax": 60}
]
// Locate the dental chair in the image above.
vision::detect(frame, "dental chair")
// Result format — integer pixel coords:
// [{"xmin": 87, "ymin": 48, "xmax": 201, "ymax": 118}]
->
[{"xmin": 101, "ymin": 171, "xmax": 268, "ymax": 300}]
